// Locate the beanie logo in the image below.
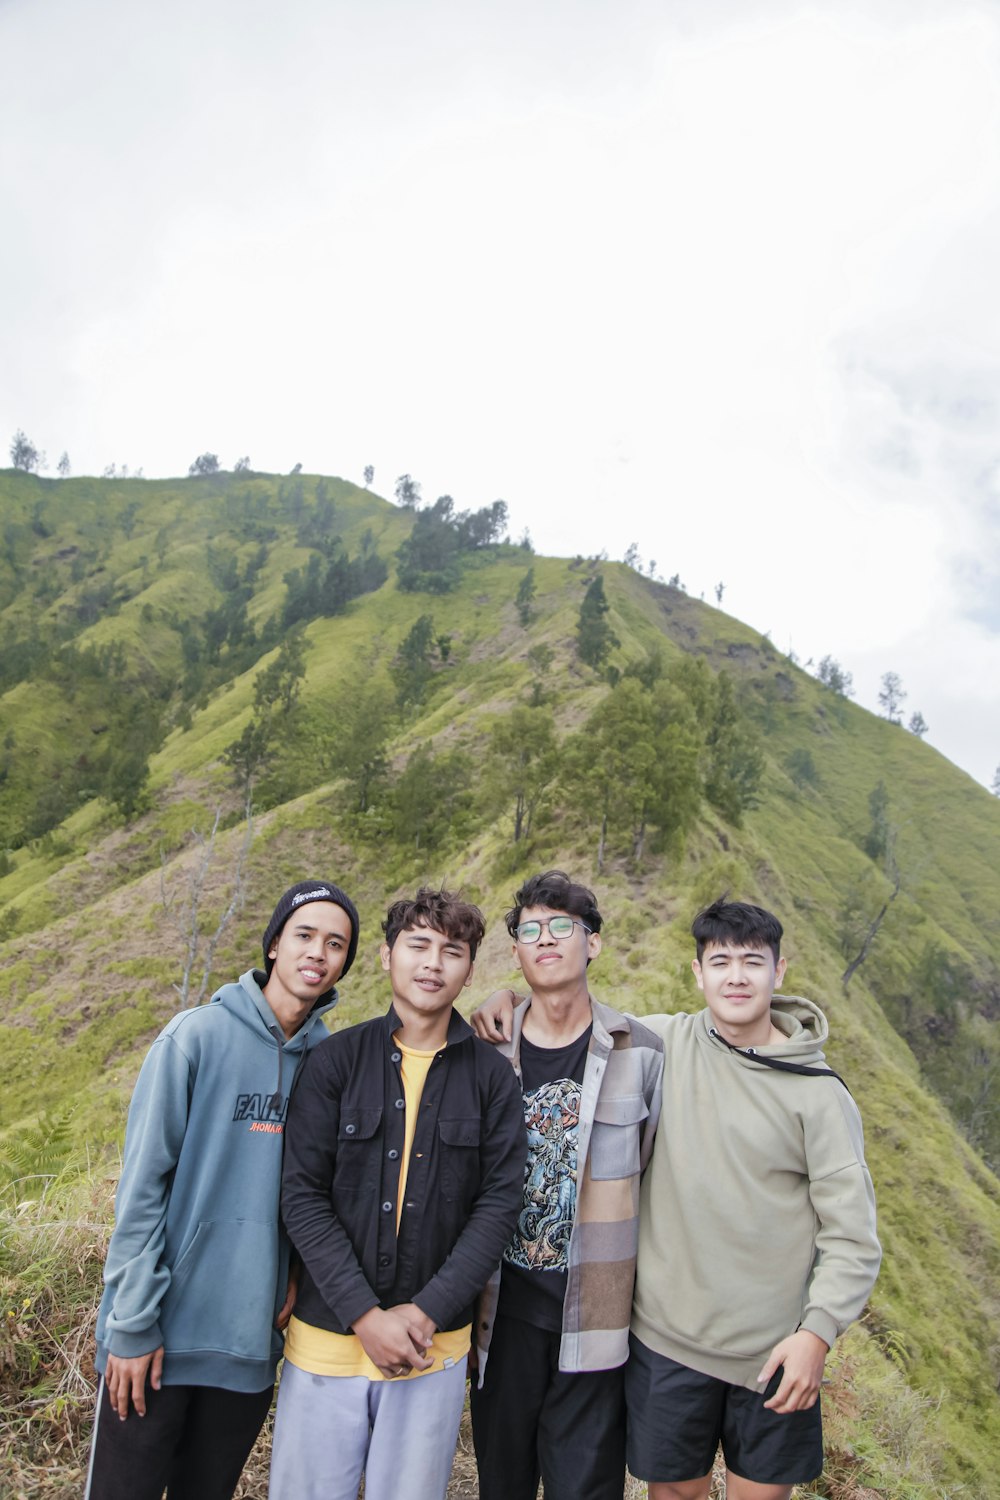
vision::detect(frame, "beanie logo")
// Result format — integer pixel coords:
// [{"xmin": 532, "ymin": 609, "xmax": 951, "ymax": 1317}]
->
[{"xmin": 292, "ymin": 887, "xmax": 332, "ymax": 905}]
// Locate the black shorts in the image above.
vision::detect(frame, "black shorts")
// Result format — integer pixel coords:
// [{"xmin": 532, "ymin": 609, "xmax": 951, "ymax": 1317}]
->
[{"xmin": 625, "ymin": 1335, "xmax": 823, "ymax": 1486}]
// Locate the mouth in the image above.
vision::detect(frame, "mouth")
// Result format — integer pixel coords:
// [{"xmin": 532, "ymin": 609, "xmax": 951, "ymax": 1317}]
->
[
  {"xmin": 299, "ymin": 967, "xmax": 325, "ymax": 985},
  {"xmin": 415, "ymin": 977, "xmax": 444, "ymax": 992}
]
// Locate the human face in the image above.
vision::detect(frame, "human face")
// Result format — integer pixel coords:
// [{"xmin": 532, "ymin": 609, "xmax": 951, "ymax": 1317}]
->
[
  {"xmin": 512, "ymin": 904, "xmax": 602, "ymax": 990},
  {"xmin": 380, "ymin": 921, "xmax": 474, "ymax": 1025},
  {"xmin": 265, "ymin": 903, "xmax": 353, "ymax": 1013},
  {"xmin": 692, "ymin": 941, "xmax": 787, "ymax": 1047}
]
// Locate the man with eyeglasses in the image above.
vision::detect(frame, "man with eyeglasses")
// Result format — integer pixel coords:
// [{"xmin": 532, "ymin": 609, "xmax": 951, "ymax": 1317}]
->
[{"xmin": 469, "ymin": 870, "xmax": 663, "ymax": 1500}]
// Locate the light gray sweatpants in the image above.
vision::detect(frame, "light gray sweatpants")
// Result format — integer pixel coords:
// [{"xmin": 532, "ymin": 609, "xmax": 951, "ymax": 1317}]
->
[{"xmin": 268, "ymin": 1356, "xmax": 467, "ymax": 1500}]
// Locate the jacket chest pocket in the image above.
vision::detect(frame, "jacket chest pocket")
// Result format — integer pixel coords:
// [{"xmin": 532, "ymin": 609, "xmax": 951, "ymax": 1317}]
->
[
  {"xmin": 438, "ymin": 1117, "xmax": 481, "ymax": 1201},
  {"xmin": 335, "ymin": 1107, "xmax": 383, "ymax": 1193},
  {"xmin": 588, "ymin": 1093, "xmax": 648, "ymax": 1181}
]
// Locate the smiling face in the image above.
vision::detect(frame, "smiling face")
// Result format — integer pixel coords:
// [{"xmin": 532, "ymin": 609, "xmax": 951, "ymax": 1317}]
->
[
  {"xmin": 692, "ymin": 940, "xmax": 787, "ymax": 1047},
  {"xmin": 381, "ymin": 920, "xmax": 475, "ymax": 1030},
  {"xmin": 512, "ymin": 904, "xmax": 602, "ymax": 993},
  {"xmin": 264, "ymin": 902, "xmax": 354, "ymax": 1020}
]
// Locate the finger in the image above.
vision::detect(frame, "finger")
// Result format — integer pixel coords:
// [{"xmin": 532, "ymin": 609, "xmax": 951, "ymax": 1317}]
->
[
  {"xmin": 131, "ymin": 1367, "xmax": 148, "ymax": 1417},
  {"xmin": 756, "ymin": 1353, "xmax": 781, "ymax": 1387},
  {"xmin": 497, "ymin": 1014, "xmax": 512, "ymax": 1043},
  {"xmin": 151, "ymin": 1349, "xmax": 164, "ymax": 1390},
  {"xmin": 762, "ymin": 1372, "xmax": 794, "ymax": 1412}
]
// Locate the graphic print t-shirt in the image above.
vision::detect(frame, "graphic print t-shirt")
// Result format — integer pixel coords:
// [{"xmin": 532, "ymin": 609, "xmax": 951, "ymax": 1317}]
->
[{"xmin": 500, "ymin": 1024, "xmax": 592, "ymax": 1331}]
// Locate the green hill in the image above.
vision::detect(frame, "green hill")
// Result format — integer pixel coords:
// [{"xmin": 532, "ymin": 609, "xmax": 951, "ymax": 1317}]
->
[{"xmin": 1, "ymin": 467, "xmax": 998, "ymax": 1498}]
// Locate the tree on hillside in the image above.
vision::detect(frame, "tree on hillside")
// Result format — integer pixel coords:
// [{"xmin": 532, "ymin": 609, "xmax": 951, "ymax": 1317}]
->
[
  {"xmin": 816, "ymin": 655, "xmax": 854, "ymax": 697},
  {"xmin": 702, "ymin": 671, "xmax": 765, "ymax": 826},
  {"xmin": 515, "ymin": 568, "xmax": 536, "ymax": 626},
  {"xmin": 395, "ymin": 473, "xmax": 421, "ymax": 509},
  {"xmin": 390, "ymin": 743, "xmax": 474, "ymax": 852},
  {"xmin": 10, "ymin": 430, "xmax": 44, "ymax": 472},
  {"xmin": 189, "ymin": 452, "xmax": 221, "ymax": 476},
  {"xmin": 392, "ymin": 614, "xmax": 440, "ymax": 708},
  {"xmin": 908, "ymin": 710, "xmax": 929, "ymax": 738},
  {"xmin": 485, "ymin": 704, "xmax": 557, "ymax": 843},
  {"xmin": 715, "ymin": 582, "xmax": 725, "ymax": 604},
  {"xmin": 363, "ymin": 464, "xmax": 374, "ymax": 487},
  {"xmin": 576, "ymin": 575, "xmax": 619, "ymax": 669},
  {"xmin": 160, "ymin": 801, "xmax": 254, "ymax": 1007},
  {"xmin": 333, "ymin": 679, "xmax": 395, "ymax": 812},
  {"xmin": 623, "ymin": 542, "xmax": 640, "ymax": 570},
  {"xmin": 878, "ymin": 671, "xmax": 906, "ymax": 724},
  {"xmin": 233, "ymin": 455, "xmax": 251, "ymax": 472},
  {"xmin": 563, "ymin": 677, "xmax": 700, "ymax": 870},
  {"xmin": 863, "ymin": 781, "xmax": 892, "ymax": 864},
  {"xmin": 992, "ymin": 765, "xmax": 1000, "ymax": 796},
  {"xmin": 223, "ymin": 632, "xmax": 310, "ymax": 798},
  {"xmin": 57, "ymin": 452, "xmax": 71, "ymax": 478}
]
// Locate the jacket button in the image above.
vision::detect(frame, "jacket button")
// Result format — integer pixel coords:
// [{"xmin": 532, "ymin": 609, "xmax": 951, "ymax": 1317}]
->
[
  {"xmin": 379, "ymin": 1255, "xmax": 391, "ymax": 1268},
  {"xmin": 395, "ymin": 1098, "xmax": 405, "ymax": 1110},
  {"xmin": 345, "ymin": 1123, "xmax": 356, "ymax": 1135},
  {"xmin": 382, "ymin": 1201, "xmax": 393, "ymax": 1213},
  {"xmin": 391, "ymin": 1051, "xmax": 401, "ymax": 1062},
  {"xmin": 387, "ymin": 1149, "xmax": 399, "ymax": 1160}
]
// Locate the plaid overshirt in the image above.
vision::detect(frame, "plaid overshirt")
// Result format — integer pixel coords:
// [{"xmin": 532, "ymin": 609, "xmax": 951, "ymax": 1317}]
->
[{"xmin": 475, "ymin": 997, "xmax": 664, "ymax": 1379}]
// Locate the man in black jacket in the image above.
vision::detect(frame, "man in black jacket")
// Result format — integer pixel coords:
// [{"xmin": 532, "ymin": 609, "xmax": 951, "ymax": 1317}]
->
[{"xmin": 271, "ymin": 888, "xmax": 526, "ymax": 1500}]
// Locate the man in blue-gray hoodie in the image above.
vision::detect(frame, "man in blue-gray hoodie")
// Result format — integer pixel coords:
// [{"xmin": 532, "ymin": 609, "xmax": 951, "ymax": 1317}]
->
[{"xmin": 85, "ymin": 879, "xmax": 360, "ymax": 1500}]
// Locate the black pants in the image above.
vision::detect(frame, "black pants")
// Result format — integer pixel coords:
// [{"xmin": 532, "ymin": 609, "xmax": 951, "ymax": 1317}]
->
[
  {"xmin": 470, "ymin": 1314, "xmax": 626, "ymax": 1500},
  {"xmin": 85, "ymin": 1378, "xmax": 273, "ymax": 1500}
]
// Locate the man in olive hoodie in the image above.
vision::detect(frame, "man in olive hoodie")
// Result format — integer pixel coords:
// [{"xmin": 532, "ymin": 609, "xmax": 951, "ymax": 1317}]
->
[
  {"xmin": 86, "ymin": 880, "xmax": 360, "ymax": 1500},
  {"xmin": 627, "ymin": 898, "xmax": 880, "ymax": 1500}
]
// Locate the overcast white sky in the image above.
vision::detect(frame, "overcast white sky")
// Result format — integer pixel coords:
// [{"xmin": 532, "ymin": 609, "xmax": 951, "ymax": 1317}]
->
[{"xmin": 3, "ymin": 0, "xmax": 999, "ymax": 787}]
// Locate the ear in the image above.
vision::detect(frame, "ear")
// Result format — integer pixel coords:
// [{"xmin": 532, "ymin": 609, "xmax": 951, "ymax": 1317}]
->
[
  {"xmin": 691, "ymin": 958, "xmax": 705, "ymax": 992},
  {"xmin": 511, "ymin": 943, "xmax": 522, "ymax": 971},
  {"xmin": 380, "ymin": 943, "xmax": 392, "ymax": 973},
  {"xmin": 774, "ymin": 956, "xmax": 787, "ymax": 988},
  {"xmin": 462, "ymin": 962, "xmax": 475, "ymax": 990},
  {"xmin": 586, "ymin": 930, "xmax": 602, "ymax": 961},
  {"xmin": 268, "ymin": 943, "xmax": 278, "ymax": 961}
]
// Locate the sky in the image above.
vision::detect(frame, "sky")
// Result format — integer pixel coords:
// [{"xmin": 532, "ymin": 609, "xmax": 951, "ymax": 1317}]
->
[{"xmin": 2, "ymin": 0, "xmax": 1000, "ymax": 788}]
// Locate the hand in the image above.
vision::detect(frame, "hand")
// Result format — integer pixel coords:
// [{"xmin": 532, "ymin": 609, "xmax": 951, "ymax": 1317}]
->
[
  {"xmin": 352, "ymin": 1306, "xmax": 434, "ymax": 1379},
  {"xmin": 389, "ymin": 1301, "xmax": 437, "ymax": 1359},
  {"xmin": 758, "ymin": 1329, "xmax": 828, "ymax": 1413},
  {"xmin": 276, "ymin": 1266, "xmax": 299, "ymax": 1331},
  {"xmin": 105, "ymin": 1347, "xmax": 164, "ymax": 1419},
  {"xmin": 469, "ymin": 989, "xmax": 520, "ymax": 1043}
]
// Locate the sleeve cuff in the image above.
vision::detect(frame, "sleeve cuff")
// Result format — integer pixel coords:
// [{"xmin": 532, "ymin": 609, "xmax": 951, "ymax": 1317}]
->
[
  {"xmin": 800, "ymin": 1309, "xmax": 838, "ymax": 1349},
  {"xmin": 105, "ymin": 1322, "xmax": 163, "ymax": 1358}
]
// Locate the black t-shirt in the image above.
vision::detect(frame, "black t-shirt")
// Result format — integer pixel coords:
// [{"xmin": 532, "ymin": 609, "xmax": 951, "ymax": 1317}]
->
[{"xmin": 500, "ymin": 1023, "xmax": 592, "ymax": 1331}]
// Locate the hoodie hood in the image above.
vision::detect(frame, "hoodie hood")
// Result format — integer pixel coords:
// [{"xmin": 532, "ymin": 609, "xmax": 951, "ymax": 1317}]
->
[
  {"xmin": 211, "ymin": 968, "xmax": 339, "ymax": 1039},
  {"xmin": 701, "ymin": 993, "xmax": 829, "ymax": 1067}
]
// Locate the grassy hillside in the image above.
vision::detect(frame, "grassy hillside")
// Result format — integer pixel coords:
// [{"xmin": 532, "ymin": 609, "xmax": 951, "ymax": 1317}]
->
[{"xmin": 1, "ymin": 468, "xmax": 999, "ymax": 1497}]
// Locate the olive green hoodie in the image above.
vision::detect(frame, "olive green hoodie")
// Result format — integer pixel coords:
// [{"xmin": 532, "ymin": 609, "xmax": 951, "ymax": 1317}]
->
[{"xmin": 632, "ymin": 997, "xmax": 880, "ymax": 1390}]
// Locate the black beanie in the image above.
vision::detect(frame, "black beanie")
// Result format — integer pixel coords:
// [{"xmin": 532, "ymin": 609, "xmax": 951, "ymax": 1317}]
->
[{"xmin": 262, "ymin": 880, "xmax": 361, "ymax": 986}]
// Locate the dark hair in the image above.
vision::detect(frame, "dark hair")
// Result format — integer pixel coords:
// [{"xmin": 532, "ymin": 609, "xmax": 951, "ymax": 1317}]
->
[
  {"xmin": 691, "ymin": 896, "xmax": 783, "ymax": 963},
  {"xmin": 382, "ymin": 888, "xmax": 486, "ymax": 959},
  {"xmin": 505, "ymin": 870, "xmax": 603, "ymax": 939}
]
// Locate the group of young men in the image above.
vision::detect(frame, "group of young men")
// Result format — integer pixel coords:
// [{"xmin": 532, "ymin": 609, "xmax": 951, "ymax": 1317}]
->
[{"xmin": 86, "ymin": 869, "xmax": 881, "ymax": 1500}]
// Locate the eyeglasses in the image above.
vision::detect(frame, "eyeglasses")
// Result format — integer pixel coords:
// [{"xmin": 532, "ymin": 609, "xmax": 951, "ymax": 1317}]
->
[{"xmin": 515, "ymin": 916, "xmax": 592, "ymax": 945}]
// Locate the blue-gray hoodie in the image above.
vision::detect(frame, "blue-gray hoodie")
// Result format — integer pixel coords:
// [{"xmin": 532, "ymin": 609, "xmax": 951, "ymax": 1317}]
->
[{"xmin": 95, "ymin": 970, "xmax": 337, "ymax": 1392}]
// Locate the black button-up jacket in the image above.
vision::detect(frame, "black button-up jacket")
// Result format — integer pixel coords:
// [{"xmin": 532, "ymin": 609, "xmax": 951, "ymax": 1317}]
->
[{"xmin": 281, "ymin": 1006, "xmax": 527, "ymax": 1334}]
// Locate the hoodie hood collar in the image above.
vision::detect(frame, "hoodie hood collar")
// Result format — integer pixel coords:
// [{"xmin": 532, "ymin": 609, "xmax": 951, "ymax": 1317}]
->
[
  {"xmin": 211, "ymin": 968, "xmax": 339, "ymax": 1047},
  {"xmin": 700, "ymin": 993, "xmax": 829, "ymax": 1065}
]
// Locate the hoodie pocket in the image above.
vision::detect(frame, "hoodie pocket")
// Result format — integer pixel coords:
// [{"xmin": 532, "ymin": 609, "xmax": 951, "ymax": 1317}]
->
[
  {"xmin": 588, "ymin": 1093, "xmax": 648, "ymax": 1181},
  {"xmin": 163, "ymin": 1219, "xmax": 279, "ymax": 1360}
]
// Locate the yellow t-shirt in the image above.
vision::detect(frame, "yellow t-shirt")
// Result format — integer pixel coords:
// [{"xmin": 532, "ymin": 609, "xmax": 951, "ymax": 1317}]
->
[{"xmin": 285, "ymin": 1036, "xmax": 471, "ymax": 1380}]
